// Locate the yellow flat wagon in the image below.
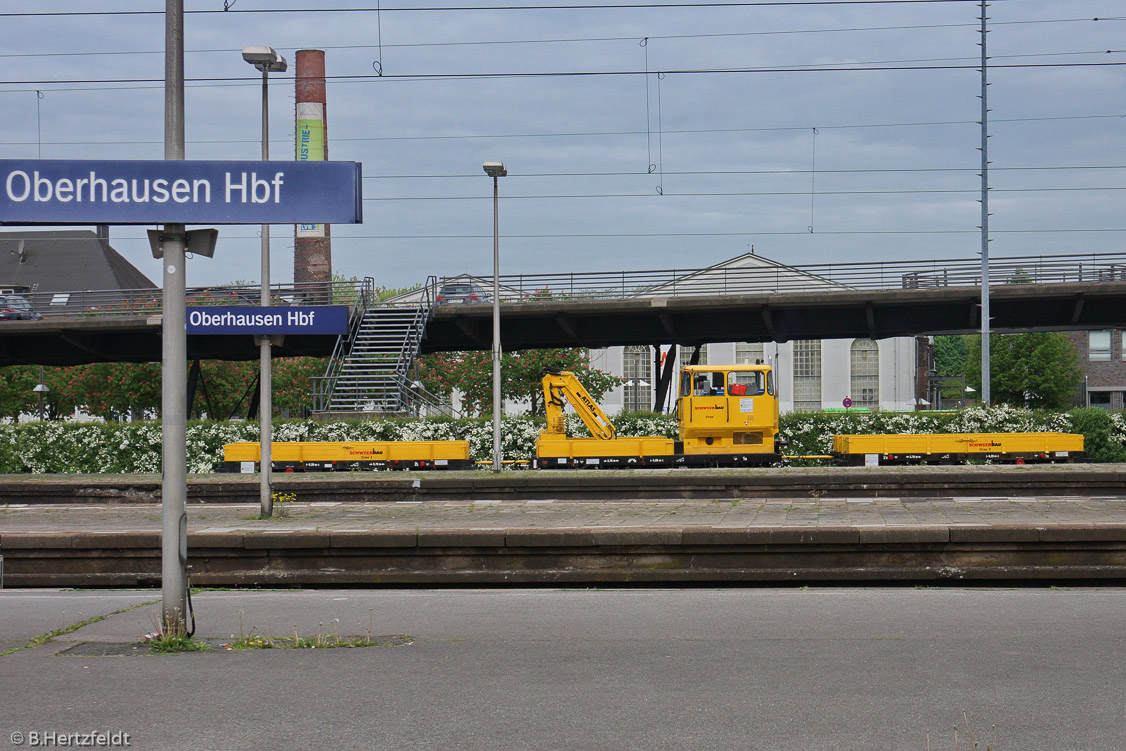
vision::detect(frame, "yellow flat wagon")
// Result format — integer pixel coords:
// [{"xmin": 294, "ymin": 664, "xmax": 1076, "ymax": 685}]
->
[
  {"xmin": 831, "ymin": 432, "xmax": 1084, "ymax": 466},
  {"xmin": 218, "ymin": 440, "xmax": 473, "ymax": 473}
]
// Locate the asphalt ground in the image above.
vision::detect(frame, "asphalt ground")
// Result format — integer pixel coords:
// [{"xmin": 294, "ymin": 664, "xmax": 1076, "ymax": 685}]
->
[{"xmin": 1, "ymin": 588, "xmax": 1124, "ymax": 751}]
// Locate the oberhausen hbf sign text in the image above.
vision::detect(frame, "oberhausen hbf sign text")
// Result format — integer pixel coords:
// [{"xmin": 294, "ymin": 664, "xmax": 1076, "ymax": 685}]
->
[
  {"xmin": 187, "ymin": 306, "xmax": 349, "ymax": 336},
  {"xmin": 0, "ymin": 159, "xmax": 362, "ymax": 225}
]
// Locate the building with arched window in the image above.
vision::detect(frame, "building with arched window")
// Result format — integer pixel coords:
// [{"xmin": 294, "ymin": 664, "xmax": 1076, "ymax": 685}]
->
[
  {"xmin": 850, "ymin": 338, "xmax": 880, "ymax": 409},
  {"xmin": 589, "ymin": 253, "xmax": 923, "ymax": 415},
  {"xmin": 594, "ymin": 336, "xmax": 918, "ymax": 414}
]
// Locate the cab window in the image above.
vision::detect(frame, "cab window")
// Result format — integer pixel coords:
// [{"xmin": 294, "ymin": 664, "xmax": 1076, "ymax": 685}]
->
[
  {"xmin": 683, "ymin": 372, "xmax": 725, "ymax": 396},
  {"xmin": 727, "ymin": 371, "xmax": 764, "ymax": 396}
]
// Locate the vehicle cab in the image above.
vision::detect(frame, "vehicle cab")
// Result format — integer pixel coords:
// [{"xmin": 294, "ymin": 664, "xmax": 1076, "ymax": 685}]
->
[{"xmin": 676, "ymin": 364, "xmax": 779, "ymax": 455}]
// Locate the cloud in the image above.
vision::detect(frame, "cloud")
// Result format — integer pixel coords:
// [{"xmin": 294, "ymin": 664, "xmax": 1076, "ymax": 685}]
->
[{"xmin": 0, "ymin": 0, "xmax": 1121, "ymax": 288}]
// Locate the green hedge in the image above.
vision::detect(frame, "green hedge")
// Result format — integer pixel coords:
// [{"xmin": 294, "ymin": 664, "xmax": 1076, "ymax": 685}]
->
[{"xmin": 0, "ymin": 406, "xmax": 1122, "ymax": 473}]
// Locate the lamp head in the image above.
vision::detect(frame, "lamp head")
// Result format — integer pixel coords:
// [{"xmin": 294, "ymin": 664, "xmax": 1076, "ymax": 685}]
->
[
  {"xmin": 483, "ymin": 161, "xmax": 507, "ymax": 178},
  {"xmin": 242, "ymin": 46, "xmax": 288, "ymax": 72}
]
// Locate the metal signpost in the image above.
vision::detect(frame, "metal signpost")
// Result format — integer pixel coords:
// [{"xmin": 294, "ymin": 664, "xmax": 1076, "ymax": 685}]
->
[
  {"xmin": 0, "ymin": 130, "xmax": 362, "ymax": 635},
  {"xmin": 163, "ymin": 0, "xmax": 188, "ymax": 636}
]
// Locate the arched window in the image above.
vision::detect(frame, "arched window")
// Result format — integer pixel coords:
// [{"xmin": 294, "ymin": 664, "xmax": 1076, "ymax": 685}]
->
[
  {"xmin": 850, "ymin": 338, "xmax": 879, "ymax": 409},
  {"xmin": 622, "ymin": 346, "xmax": 652, "ymax": 412},
  {"xmin": 792, "ymin": 340, "xmax": 821, "ymax": 412}
]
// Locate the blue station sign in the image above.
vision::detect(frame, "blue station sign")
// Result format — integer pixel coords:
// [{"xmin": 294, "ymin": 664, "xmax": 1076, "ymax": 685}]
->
[
  {"xmin": 187, "ymin": 306, "xmax": 349, "ymax": 336},
  {"xmin": 0, "ymin": 159, "xmax": 362, "ymax": 225}
]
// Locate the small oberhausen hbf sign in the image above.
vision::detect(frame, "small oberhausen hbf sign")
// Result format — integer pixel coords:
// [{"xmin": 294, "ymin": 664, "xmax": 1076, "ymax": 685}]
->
[
  {"xmin": 187, "ymin": 306, "xmax": 349, "ymax": 336},
  {"xmin": 0, "ymin": 159, "xmax": 362, "ymax": 225}
]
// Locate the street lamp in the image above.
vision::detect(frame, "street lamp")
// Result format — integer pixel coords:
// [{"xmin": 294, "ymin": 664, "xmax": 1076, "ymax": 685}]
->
[
  {"xmin": 242, "ymin": 46, "xmax": 287, "ymax": 517},
  {"xmin": 483, "ymin": 161, "xmax": 507, "ymax": 472},
  {"xmin": 33, "ymin": 366, "xmax": 49, "ymax": 421}
]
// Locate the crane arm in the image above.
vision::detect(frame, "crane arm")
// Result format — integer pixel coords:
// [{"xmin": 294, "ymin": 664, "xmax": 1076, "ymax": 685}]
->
[{"xmin": 541, "ymin": 370, "xmax": 617, "ymax": 440}]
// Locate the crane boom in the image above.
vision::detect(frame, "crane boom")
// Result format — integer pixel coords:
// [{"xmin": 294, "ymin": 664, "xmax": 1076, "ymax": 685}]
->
[{"xmin": 541, "ymin": 370, "xmax": 617, "ymax": 440}]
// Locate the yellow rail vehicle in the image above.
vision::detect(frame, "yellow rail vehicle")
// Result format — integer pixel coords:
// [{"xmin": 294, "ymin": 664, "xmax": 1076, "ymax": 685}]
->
[
  {"xmin": 535, "ymin": 365, "xmax": 781, "ymax": 468},
  {"xmin": 831, "ymin": 432, "xmax": 1084, "ymax": 465},
  {"xmin": 217, "ymin": 364, "xmax": 1085, "ymax": 472},
  {"xmin": 219, "ymin": 440, "xmax": 473, "ymax": 473}
]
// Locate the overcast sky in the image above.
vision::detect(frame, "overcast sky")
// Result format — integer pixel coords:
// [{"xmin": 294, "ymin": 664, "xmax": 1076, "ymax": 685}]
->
[{"xmin": 1, "ymin": 0, "xmax": 1122, "ymax": 290}]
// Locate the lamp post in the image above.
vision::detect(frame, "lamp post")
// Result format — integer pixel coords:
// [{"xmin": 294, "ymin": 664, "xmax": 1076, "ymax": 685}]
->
[
  {"xmin": 33, "ymin": 366, "xmax": 49, "ymax": 421},
  {"xmin": 483, "ymin": 161, "xmax": 507, "ymax": 472},
  {"xmin": 242, "ymin": 46, "xmax": 287, "ymax": 517}
]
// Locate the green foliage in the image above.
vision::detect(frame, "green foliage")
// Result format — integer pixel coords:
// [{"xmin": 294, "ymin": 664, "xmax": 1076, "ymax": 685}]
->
[
  {"xmin": 932, "ymin": 335, "xmax": 967, "ymax": 377},
  {"xmin": 965, "ymin": 333, "xmax": 1083, "ymax": 409},
  {"xmin": 1067, "ymin": 408, "xmax": 1126, "ymax": 463},
  {"xmin": 416, "ymin": 349, "xmax": 626, "ymax": 416},
  {"xmin": 0, "ymin": 358, "xmax": 327, "ymax": 423},
  {"xmin": 0, "ymin": 367, "xmax": 38, "ymax": 423}
]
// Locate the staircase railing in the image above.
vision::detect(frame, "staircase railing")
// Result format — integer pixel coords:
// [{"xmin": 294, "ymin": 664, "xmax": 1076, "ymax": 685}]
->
[
  {"xmin": 393, "ymin": 371, "xmax": 460, "ymax": 418},
  {"xmin": 309, "ymin": 276, "xmax": 375, "ymax": 413},
  {"xmin": 388, "ymin": 276, "xmax": 439, "ymax": 413}
]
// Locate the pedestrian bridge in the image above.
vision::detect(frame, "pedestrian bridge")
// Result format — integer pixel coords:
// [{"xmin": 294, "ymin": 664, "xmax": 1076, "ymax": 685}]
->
[{"xmin": 1, "ymin": 252, "xmax": 1124, "ymax": 367}]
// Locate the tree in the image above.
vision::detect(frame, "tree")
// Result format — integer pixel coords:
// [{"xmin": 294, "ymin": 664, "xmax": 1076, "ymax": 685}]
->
[
  {"xmin": 0, "ymin": 367, "xmax": 38, "ymax": 422},
  {"xmin": 273, "ymin": 357, "xmax": 328, "ymax": 415},
  {"xmin": 932, "ymin": 335, "xmax": 969, "ymax": 401},
  {"xmin": 932, "ymin": 335, "xmax": 967, "ymax": 377},
  {"xmin": 964, "ymin": 332, "xmax": 1082, "ymax": 409},
  {"xmin": 188, "ymin": 360, "xmax": 257, "ymax": 419},
  {"xmin": 48, "ymin": 363, "xmax": 163, "ymax": 420},
  {"xmin": 417, "ymin": 348, "xmax": 625, "ymax": 416}
]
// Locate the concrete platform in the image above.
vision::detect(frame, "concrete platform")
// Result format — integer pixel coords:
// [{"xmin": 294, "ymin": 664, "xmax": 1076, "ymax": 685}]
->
[
  {"xmin": 2, "ymin": 491, "xmax": 1124, "ymax": 586},
  {"xmin": 1, "ymin": 463, "xmax": 1124, "ymax": 504}
]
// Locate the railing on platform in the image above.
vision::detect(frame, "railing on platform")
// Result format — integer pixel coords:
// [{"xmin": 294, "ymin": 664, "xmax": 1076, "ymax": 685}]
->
[
  {"xmin": 20, "ymin": 279, "xmax": 374, "ymax": 319},
  {"xmin": 437, "ymin": 252, "xmax": 1126, "ymax": 302},
  {"xmin": 14, "ymin": 252, "xmax": 1126, "ymax": 322}
]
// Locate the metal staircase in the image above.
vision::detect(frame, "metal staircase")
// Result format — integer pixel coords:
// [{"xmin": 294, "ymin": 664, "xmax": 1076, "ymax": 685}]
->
[{"xmin": 311, "ymin": 276, "xmax": 455, "ymax": 417}]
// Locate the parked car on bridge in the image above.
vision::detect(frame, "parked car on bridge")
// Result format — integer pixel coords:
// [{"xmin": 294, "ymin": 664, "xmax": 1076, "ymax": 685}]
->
[
  {"xmin": 436, "ymin": 282, "xmax": 489, "ymax": 305},
  {"xmin": 0, "ymin": 294, "xmax": 41, "ymax": 321}
]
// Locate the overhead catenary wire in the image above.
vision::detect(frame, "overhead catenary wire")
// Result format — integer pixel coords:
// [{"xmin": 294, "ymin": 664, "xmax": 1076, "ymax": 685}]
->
[
  {"xmin": 37, "ymin": 228, "xmax": 1122, "ymax": 243},
  {"xmin": 3, "ymin": 113, "xmax": 1120, "ymax": 145},
  {"xmin": 0, "ymin": 1, "xmax": 1037, "ymax": 19},
  {"xmin": 356, "ymin": 187, "xmax": 1126, "ymax": 201},
  {"xmin": 0, "ymin": 18, "xmax": 1118, "ymax": 59},
  {"xmin": 357, "ymin": 165, "xmax": 1126, "ymax": 179},
  {"xmin": 3, "ymin": 59, "xmax": 1125, "ymax": 90}
]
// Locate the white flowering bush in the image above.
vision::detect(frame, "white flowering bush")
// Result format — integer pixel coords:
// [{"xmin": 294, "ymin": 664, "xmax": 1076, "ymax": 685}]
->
[{"xmin": 0, "ymin": 406, "xmax": 1122, "ymax": 474}]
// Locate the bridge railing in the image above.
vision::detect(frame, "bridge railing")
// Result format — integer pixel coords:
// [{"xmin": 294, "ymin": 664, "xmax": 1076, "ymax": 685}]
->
[
  {"xmin": 438, "ymin": 252, "xmax": 1126, "ymax": 301},
  {"xmin": 16, "ymin": 252, "xmax": 1126, "ymax": 320},
  {"xmin": 21, "ymin": 280, "xmax": 372, "ymax": 319}
]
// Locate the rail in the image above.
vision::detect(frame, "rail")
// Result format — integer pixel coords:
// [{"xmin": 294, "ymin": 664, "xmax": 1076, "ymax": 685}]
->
[{"xmin": 435, "ymin": 252, "xmax": 1126, "ymax": 302}]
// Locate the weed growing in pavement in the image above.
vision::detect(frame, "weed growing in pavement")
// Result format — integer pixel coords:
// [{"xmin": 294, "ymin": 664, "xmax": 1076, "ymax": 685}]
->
[
  {"xmin": 148, "ymin": 633, "xmax": 210, "ymax": 653},
  {"xmin": 926, "ymin": 711, "xmax": 996, "ymax": 751},
  {"xmin": 225, "ymin": 633, "xmax": 398, "ymax": 650},
  {"xmin": 224, "ymin": 609, "xmax": 408, "ymax": 650},
  {"xmin": 0, "ymin": 600, "xmax": 159, "ymax": 658},
  {"xmin": 273, "ymin": 491, "xmax": 297, "ymax": 515},
  {"xmin": 239, "ymin": 492, "xmax": 299, "ymax": 520}
]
